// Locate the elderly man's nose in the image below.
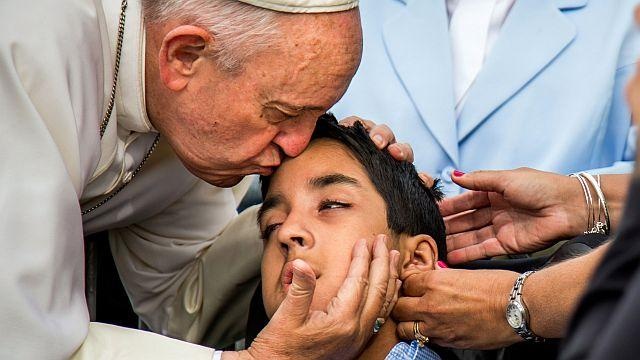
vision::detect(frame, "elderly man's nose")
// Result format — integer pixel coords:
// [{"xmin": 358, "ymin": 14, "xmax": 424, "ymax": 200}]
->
[
  {"xmin": 273, "ymin": 120, "xmax": 316, "ymax": 157},
  {"xmin": 273, "ymin": 132, "xmax": 311, "ymax": 157}
]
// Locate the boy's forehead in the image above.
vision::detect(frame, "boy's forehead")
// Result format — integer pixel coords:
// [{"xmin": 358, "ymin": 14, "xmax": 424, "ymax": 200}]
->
[
  {"xmin": 276, "ymin": 139, "xmax": 357, "ymax": 176},
  {"xmin": 267, "ymin": 139, "xmax": 369, "ymax": 194}
]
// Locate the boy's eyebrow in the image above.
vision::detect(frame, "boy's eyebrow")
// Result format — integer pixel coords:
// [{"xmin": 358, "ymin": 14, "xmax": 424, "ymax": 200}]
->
[
  {"xmin": 309, "ymin": 173, "xmax": 361, "ymax": 189},
  {"xmin": 258, "ymin": 174, "xmax": 361, "ymax": 225},
  {"xmin": 258, "ymin": 194, "xmax": 285, "ymax": 226}
]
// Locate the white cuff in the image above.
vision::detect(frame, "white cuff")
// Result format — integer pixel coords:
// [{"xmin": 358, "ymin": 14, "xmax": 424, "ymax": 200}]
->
[{"xmin": 213, "ymin": 350, "xmax": 223, "ymax": 360}]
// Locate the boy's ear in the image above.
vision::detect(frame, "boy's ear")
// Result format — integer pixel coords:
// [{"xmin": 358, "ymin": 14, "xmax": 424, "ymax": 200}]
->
[{"xmin": 399, "ymin": 234, "xmax": 438, "ymax": 280}]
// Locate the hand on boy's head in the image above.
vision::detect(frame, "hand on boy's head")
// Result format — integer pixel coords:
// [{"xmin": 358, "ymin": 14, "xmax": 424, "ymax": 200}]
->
[{"xmin": 338, "ymin": 116, "xmax": 415, "ymax": 163}]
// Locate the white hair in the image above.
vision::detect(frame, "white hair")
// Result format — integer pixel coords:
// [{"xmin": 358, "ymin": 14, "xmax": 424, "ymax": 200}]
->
[{"xmin": 142, "ymin": 0, "xmax": 281, "ymax": 71}]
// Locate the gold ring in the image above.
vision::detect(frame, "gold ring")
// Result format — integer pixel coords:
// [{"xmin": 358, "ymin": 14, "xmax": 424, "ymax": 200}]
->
[{"xmin": 413, "ymin": 321, "xmax": 429, "ymax": 347}]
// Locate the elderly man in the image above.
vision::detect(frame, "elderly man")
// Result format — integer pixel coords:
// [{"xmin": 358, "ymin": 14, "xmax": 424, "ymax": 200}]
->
[{"xmin": 0, "ymin": 0, "xmax": 408, "ymax": 359}]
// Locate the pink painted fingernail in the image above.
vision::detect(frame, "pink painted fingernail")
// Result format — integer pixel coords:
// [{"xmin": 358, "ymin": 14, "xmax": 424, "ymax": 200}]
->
[
  {"xmin": 452, "ymin": 170, "xmax": 465, "ymax": 177},
  {"xmin": 437, "ymin": 260, "xmax": 449, "ymax": 269}
]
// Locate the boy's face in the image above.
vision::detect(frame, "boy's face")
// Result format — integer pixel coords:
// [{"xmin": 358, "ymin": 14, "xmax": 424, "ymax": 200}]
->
[{"xmin": 259, "ymin": 138, "xmax": 391, "ymax": 317}]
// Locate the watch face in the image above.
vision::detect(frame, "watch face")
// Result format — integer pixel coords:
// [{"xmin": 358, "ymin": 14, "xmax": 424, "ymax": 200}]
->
[{"xmin": 507, "ymin": 302, "xmax": 523, "ymax": 328}]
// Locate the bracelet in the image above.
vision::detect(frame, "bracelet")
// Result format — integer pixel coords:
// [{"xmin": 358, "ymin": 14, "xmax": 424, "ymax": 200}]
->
[
  {"xmin": 580, "ymin": 172, "xmax": 611, "ymax": 235},
  {"xmin": 569, "ymin": 173, "xmax": 594, "ymax": 233},
  {"xmin": 569, "ymin": 172, "xmax": 610, "ymax": 235}
]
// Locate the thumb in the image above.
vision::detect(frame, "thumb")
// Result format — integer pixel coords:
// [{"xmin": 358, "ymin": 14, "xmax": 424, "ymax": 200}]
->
[
  {"xmin": 273, "ymin": 259, "xmax": 316, "ymax": 326},
  {"xmin": 451, "ymin": 169, "xmax": 507, "ymax": 194}
]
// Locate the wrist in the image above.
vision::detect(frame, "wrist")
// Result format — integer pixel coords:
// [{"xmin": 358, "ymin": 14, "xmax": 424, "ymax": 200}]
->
[
  {"xmin": 565, "ymin": 176, "xmax": 591, "ymax": 237},
  {"xmin": 494, "ymin": 272, "xmax": 524, "ymax": 346}
]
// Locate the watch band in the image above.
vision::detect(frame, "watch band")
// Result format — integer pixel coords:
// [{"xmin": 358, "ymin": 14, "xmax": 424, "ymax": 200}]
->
[{"xmin": 509, "ymin": 271, "xmax": 545, "ymax": 343}]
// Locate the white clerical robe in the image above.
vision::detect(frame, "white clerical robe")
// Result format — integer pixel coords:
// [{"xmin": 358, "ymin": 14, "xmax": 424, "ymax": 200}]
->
[{"xmin": 0, "ymin": 0, "xmax": 263, "ymax": 358}]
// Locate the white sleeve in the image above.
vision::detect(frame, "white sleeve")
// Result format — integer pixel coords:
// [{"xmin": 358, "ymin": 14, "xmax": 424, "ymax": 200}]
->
[
  {"xmin": 0, "ymin": 0, "xmax": 108, "ymax": 358},
  {"xmin": 70, "ymin": 323, "xmax": 214, "ymax": 360}
]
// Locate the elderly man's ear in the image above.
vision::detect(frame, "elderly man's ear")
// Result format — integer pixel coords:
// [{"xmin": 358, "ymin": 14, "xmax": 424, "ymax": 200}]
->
[
  {"xmin": 398, "ymin": 234, "xmax": 438, "ymax": 280},
  {"xmin": 158, "ymin": 25, "xmax": 212, "ymax": 91}
]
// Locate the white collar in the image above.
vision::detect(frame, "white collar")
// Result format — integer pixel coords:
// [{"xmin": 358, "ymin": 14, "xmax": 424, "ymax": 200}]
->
[{"xmin": 102, "ymin": 0, "xmax": 154, "ymax": 134}]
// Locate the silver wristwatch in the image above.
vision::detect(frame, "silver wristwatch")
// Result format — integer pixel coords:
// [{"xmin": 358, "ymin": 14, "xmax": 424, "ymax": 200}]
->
[{"xmin": 506, "ymin": 271, "xmax": 545, "ymax": 343}]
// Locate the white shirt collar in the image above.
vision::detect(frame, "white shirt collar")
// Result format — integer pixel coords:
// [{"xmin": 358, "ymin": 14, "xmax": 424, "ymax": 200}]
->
[{"xmin": 102, "ymin": 0, "xmax": 155, "ymax": 134}]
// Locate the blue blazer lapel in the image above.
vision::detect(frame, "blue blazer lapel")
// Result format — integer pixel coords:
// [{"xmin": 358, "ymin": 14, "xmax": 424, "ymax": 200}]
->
[
  {"xmin": 457, "ymin": 0, "xmax": 582, "ymax": 141},
  {"xmin": 383, "ymin": 0, "xmax": 459, "ymax": 166}
]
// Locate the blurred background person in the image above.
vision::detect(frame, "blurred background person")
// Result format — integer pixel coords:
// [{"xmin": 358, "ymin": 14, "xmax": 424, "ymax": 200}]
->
[{"xmin": 332, "ymin": 0, "xmax": 640, "ymax": 197}]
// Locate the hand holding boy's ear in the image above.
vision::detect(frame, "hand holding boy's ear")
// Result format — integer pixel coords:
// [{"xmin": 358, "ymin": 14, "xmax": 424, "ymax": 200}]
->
[{"xmin": 393, "ymin": 268, "xmax": 521, "ymax": 349}]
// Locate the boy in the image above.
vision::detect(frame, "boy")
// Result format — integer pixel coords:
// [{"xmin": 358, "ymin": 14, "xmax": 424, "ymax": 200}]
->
[{"xmin": 257, "ymin": 114, "xmax": 446, "ymax": 359}]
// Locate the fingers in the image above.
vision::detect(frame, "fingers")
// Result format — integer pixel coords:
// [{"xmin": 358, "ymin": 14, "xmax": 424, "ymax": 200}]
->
[
  {"xmin": 396, "ymin": 320, "xmax": 430, "ymax": 342},
  {"xmin": 450, "ymin": 170, "xmax": 507, "ymax": 193},
  {"xmin": 392, "ymin": 295, "xmax": 422, "ymax": 321},
  {"xmin": 337, "ymin": 116, "xmax": 413, "ymax": 162},
  {"xmin": 446, "ymin": 225, "xmax": 496, "ymax": 251},
  {"xmin": 331, "ymin": 238, "xmax": 372, "ymax": 317},
  {"xmin": 339, "ymin": 116, "xmax": 375, "ymax": 129},
  {"xmin": 388, "ymin": 143, "xmax": 414, "ymax": 162},
  {"xmin": 388, "ymin": 279, "xmax": 401, "ymax": 316},
  {"xmin": 439, "ymin": 191, "xmax": 490, "ymax": 217},
  {"xmin": 418, "ymin": 173, "xmax": 435, "ymax": 188},
  {"xmin": 361, "ymin": 235, "xmax": 392, "ymax": 324},
  {"xmin": 444, "ymin": 207, "xmax": 492, "ymax": 235},
  {"xmin": 379, "ymin": 251, "xmax": 401, "ymax": 319},
  {"xmin": 275, "ymin": 259, "xmax": 317, "ymax": 326},
  {"xmin": 446, "ymin": 232, "xmax": 508, "ymax": 265},
  {"xmin": 368, "ymin": 123, "xmax": 396, "ymax": 149}
]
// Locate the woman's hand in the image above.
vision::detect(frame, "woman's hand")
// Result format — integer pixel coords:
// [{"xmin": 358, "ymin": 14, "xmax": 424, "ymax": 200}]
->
[
  {"xmin": 440, "ymin": 168, "xmax": 587, "ymax": 264},
  {"xmin": 226, "ymin": 235, "xmax": 400, "ymax": 360},
  {"xmin": 394, "ymin": 268, "xmax": 521, "ymax": 349}
]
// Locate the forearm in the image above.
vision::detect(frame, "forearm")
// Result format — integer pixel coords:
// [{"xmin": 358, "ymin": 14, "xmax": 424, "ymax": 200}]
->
[{"xmin": 524, "ymin": 243, "xmax": 610, "ymax": 338}]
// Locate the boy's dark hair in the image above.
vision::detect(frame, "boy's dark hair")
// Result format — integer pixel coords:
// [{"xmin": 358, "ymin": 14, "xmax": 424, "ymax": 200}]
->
[{"xmin": 261, "ymin": 113, "xmax": 447, "ymax": 260}]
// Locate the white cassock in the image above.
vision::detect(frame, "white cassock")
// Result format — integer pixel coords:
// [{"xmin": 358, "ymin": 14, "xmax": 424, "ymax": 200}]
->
[{"xmin": 0, "ymin": 0, "xmax": 358, "ymax": 357}]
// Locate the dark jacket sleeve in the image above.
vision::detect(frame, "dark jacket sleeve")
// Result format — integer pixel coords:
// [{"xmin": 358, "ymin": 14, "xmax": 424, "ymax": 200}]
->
[{"xmin": 561, "ymin": 179, "xmax": 640, "ymax": 360}]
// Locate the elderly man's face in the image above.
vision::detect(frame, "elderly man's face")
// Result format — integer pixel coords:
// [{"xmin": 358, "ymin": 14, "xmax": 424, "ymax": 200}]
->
[{"xmin": 146, "ymin": 10, "xmax": 362, "ymax": 187}]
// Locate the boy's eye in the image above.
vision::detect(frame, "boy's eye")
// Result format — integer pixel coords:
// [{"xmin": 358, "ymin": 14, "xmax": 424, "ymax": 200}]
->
[
  {"xmin": 319, "ymin": 200, "xmax": 351, "ymax": 211},
  {"xmin": 261, "ymin": 223, "xmax": 281, "ymax": 240}
]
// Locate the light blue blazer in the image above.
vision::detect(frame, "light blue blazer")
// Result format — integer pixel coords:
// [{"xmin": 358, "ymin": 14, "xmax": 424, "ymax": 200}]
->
[{"xmin": 332, "ymin": 0, "xmax": 640, "ymax": 195}]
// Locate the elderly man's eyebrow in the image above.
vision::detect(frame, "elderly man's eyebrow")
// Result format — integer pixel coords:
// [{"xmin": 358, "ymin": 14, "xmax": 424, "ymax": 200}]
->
[
  {"xmin": 257, "ymin": 194, "xmax": 285, "ymax": 225},
  {"xmin": 309, "ymin": 173, "xmax": 361, "ymax": 189}
]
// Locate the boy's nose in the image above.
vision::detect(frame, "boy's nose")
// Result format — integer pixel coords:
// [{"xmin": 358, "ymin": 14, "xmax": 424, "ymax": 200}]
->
[{"xmin": 277, "ymin": 218, "xmax": 314, "ymax": 255}]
